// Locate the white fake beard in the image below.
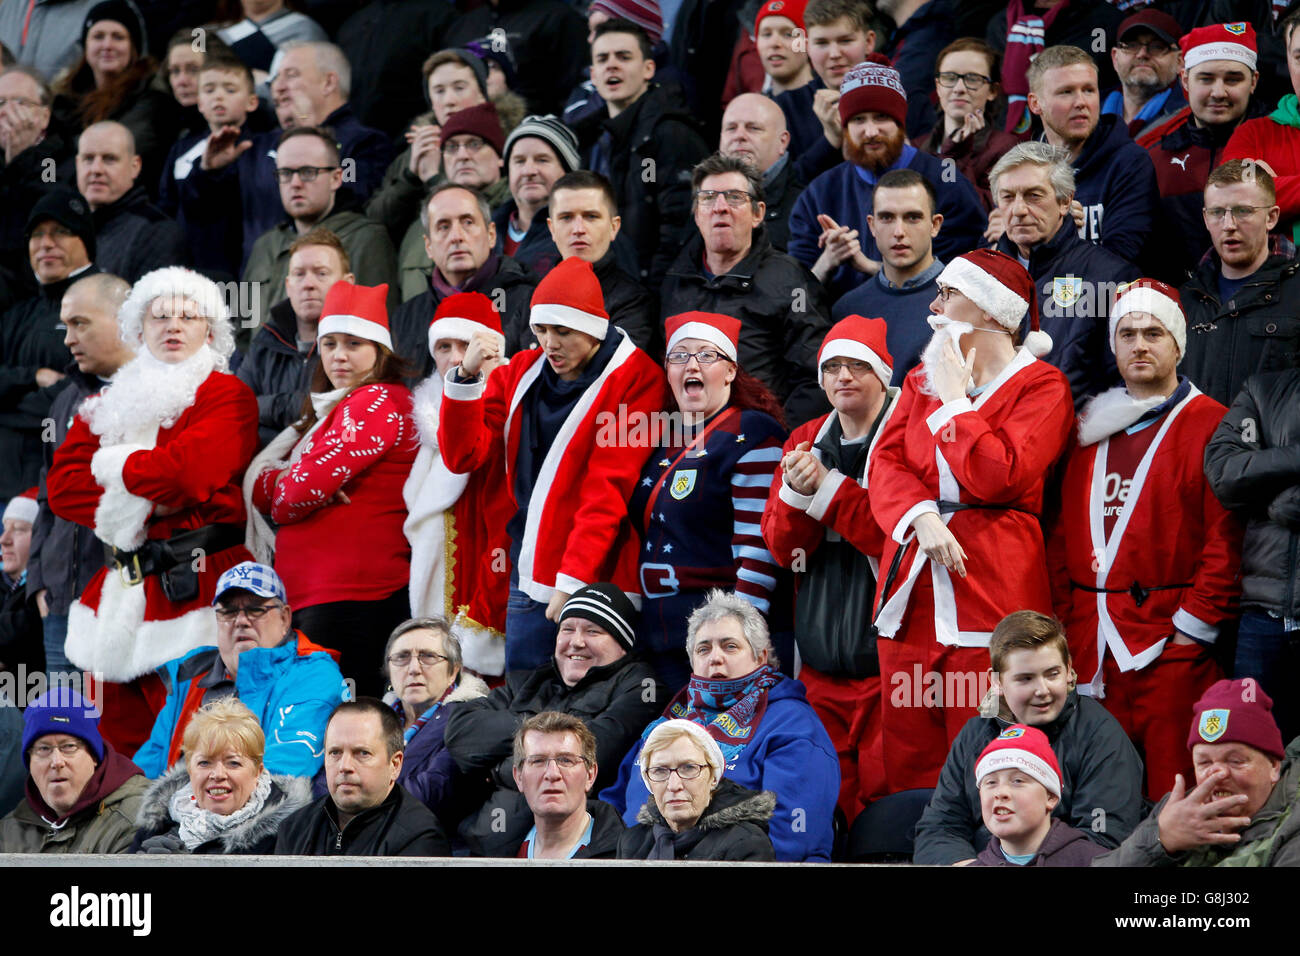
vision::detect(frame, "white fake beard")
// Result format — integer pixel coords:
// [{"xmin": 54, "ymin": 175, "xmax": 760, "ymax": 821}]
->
[
  {"xmin": 82, "ymin": 345, "xmax": 216, "ymax": 444},
  {"xmin": 918, "ymin": 319, "xmax": 974, "ymax": 399}
]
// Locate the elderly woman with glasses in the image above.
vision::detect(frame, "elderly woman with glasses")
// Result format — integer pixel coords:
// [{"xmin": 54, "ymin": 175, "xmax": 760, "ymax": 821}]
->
[
  {"xmin": 616, "ymin": 719, "xmax": 775, "ymax": 861},
  {"xmin": 629, "ymin": 310, "xmax": 789, "ymax": 689},
  {"xmin": 382, "ymin": 617, "xmax": 488, "ymax": 826}
]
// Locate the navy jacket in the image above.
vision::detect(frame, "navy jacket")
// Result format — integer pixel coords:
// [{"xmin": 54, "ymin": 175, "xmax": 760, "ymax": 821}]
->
[
  {"xmin": 1069, "ymin": 113, "xmax": 1160, "ymax": 266},
  {"xmin": 158, "ymin": 128, "xmax": 245, "ymax": 281}
]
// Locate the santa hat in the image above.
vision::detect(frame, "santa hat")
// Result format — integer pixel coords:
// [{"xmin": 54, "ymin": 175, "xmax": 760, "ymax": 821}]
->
[
  {"xmin": 665, "ymin": 311, "xmax": 741, "ymax": 362},
  {"xmin": 3, "ymin": 488, "xmax": 38, "ymax": 526},
  {"xmin": 838, "ymin": 54, "xmax": 906, "ymax": 127},
  {"xmin": 755, "ymin": 0, "xmax": 807, "ymax": 35},
  {"xmin": 937, "ymin": 249, "xmax": 1052, "ymax": 357},
  {"xmin": 529, "ymin": 257, "xmax": 609, "ymax": 340},
  {"xmin": 427, "ymin": 291, "xmax": 505, "ymax": 358},
  {"xmin": 974, "ymin": 725, "xmax": 1062, "ymax": 797},
  {"xmin": 1181, "ymin": 22, "xmax": 1257, "ymax": 73},
  {"xmin": 1109, "ymin": 278, "xmax": 1186, "ymax": 357},
  {"xmin": 1188, "ymin": 678, "xmax": 1285, "ymax": 760},
  {"xmin": 118, "ymin": 266, "xmax": 236, "ymax": 368},
  {"xmin": 818, "ymin": 315, "xmax": 893, "ymax": 387},
  {"xmin": 318, "ymin": 281, "xmax": 393, "ymax": 350}
]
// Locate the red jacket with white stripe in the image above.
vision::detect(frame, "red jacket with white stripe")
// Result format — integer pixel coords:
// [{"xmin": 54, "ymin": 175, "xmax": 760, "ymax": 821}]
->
[
  {"xmin": 437, "ymin": 332, "xmax": 664, "ymax": 605},
  {"xmin": 1047, "ymin": 387, "xmax": 1244, "ymax": 682}
]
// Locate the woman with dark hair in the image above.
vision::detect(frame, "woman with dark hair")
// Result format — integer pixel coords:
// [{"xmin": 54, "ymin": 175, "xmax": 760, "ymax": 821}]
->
[
  {"xmin": 52, "ymin": 1, "xmax": 177, "ymax": 194},
  {"xmin": 157, "ymin": 29, "xmax": 205, "ymax": 140},
  {"xmin": 250, "ymin": 281, "xmax": 418, "ymax": 697},
  {"xmin": 629, "ymin": 311, "xmax": 788, "ymax": 688}
]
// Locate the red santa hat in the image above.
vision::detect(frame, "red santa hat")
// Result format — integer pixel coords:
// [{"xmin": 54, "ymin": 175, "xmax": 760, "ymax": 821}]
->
[
  {"xmin": 3, "ymin": 488, "xmax": 38, "ymax": 526},
  {"xmin": 1109, "ymin": 278, "xmax": 1186, "ymax": 357},
  {"xmin": 755, "ymin": 0, "xmax": 807, "ymax": 34},
  {"xmin": 818, "ymin": 315, "xmax": 893, "ymax": 387},
  {"xmin": 937, "ymin": 249, "xmax": 1052, "ymax": 357},
  {"xmin": 529, "ymin": 257, "xmax": 609, "ymax": 340},
  {"xmin": 1181, "ymin": 22, "xmax": 1257, "ymax": 73},
  {"xmin": 317, "ymin": 281, "xmax": 392, "ymax": 350},
  {"xmin": 427, "ymin": 291, "xmax": 505, "ymax": 357},
  {"xmin": 665, "ymin": 311, "xmax": 741, "ymax": 362},
  {"xmin": 838, "ymin": 54, "xmax": 906, "ymax": 127},
  {"xmin": 974, "ymin": 725, "xmax": 1062, "ymax": 797}
]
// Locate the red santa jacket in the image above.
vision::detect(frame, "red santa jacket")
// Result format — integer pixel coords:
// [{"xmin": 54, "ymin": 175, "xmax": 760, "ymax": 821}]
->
[
  {"xmin": 1223, "ymin": 116, "xmax": 1300, "ymax": 219},
  {"xmin": 1047, "ymin": 387, "xmax": 1244, "ymax": 684},
  {"xmin": 46, "ymin": 370, "xmax": 258, "ymax": 681},
  {"xmin": 437, "ymin": 332, "xmax": 664, "ymax": 605},
  {"xmin": 868, "ymin": 351, "xmax": 1074, "ymax": 647},
  {"xmin": 253, "ymin": 383, "xmax": 418, "ymax": 609}
]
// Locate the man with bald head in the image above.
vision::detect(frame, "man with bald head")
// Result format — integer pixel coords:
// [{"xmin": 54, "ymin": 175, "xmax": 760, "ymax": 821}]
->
[
  {"xmin": 76, "ymin": 122, "xmax": 188, "ymax": 283},
  {"xmin": 720, "ymin": 93, "xmax": 807, "ymax": 251}
]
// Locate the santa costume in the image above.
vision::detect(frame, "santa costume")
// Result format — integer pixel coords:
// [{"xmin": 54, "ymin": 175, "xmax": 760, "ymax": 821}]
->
[
  {"xmin": 868, "ymin": 250, "xmax": 1074, "ymax": 793},
  {"xmin": 437, "ymin": 257, "xmax": 665, "ymax": 670},
  {"xmin": 46, "ymin": 267, "xmax": 259, "ymax": 753},
  {"xmin": 762, "ymin": 315, "xmax": 900, "ymax": 819},
  {"xmin": 402, "ymin": 292, "xmax": 513, "ymax": 676},
  {"xmin": 1047, "ymin": 278, "xmax": 1243, "ymax": 799}
]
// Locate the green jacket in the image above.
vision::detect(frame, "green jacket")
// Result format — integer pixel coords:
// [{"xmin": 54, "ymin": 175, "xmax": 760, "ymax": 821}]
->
[
  {"xmin": 1093, "ymin": 737, "xmax": 1300, "ymax": 867},
  {"xmin": 0, "ymin": 774, "xmax": 148, "ymax": 854},
  {"xmin": 398, "ymin": 177, "xmax": 512, "ymax": 302}
]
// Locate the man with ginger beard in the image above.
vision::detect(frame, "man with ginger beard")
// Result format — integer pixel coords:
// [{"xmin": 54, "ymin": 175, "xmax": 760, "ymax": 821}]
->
[
  {"xmin": 788, "ymin": 55, "xmax": 984, "ymax": 302},
  {"xmin": 867, "ymin": 248, "xmax": 1073, "ymax": 794}
]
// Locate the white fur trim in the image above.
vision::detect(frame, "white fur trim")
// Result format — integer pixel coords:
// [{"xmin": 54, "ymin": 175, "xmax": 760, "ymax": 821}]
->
[
  {"xmin": 778, "ymin": 476, "xmax": 814, "ymax": 510},
  {"xmin": 65, "ymin": 583, "xmax": 217, "ymax": 681},
  {"xmin": 1184, "ymin": 42, "xmax": 1257, "ymax": 72},
  {"xmin": 806, "ymin": 469, "xmax": 847, "ymax": 522},
  {"xmin": 1173, "ymin": 608, "xmax": 1218, "ymax": 644},
  {"xmin": 926, "ymin": 397, "xmax": 973, "ymax": 435},
  {"xmin": 1076, "ymin": 386, "xmax": 1169, "ymax": 446},
  {"xmin": 318, "ymin": 314, "xmax": 393, "ymax": 350},
  {"xmin": 817, "ymin": 339, "xmax": 892, "ymax": 387},
  {"xmin": 1109, "ymin": 286, "xmax": 1186, "ymax": 356},
  {"xmin": 443, "ymin": 368, "xmax": 486, "ymax": 401},
  {"xmin": 1023, "ymin": 329, "xmax": 1053, "ymax": 358},
  {"xmin": 892, "ymin": 499, "xmax": 939, "ymax": 545},
  {"xmin": 427, "ymin": 317, "xmax": 503, "ymax": 357},
  {"xmin": 666, "ymin": 321, "xmax": 738, "ymax": 362},
  {"xmin": 938, "ymin": 257, "xmax": 1029, "ymax": 329},
  {"xmin": 974, "ymin": 749, "xmax": 1061, "ymax": 796},
  {"xmin": 529, "ymin": 302, "xmax": 609, "ymax": 340},
  {"xmin": 90, "ymin": 444, "xmax": 155, "ymax": 551},
  {"xmin": 3, "ymin": 497, "xmax": 38, "ymax": 525}
]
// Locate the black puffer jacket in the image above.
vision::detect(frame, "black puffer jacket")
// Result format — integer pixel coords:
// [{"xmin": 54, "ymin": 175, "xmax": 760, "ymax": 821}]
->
[
  {"xmin": 274, "ymin": 784, "xmax": 450, "ymax": 857},
  {"xmin": 1205, "ymin": 368, "xmax": 1300, "ymax": 620},
  {"xmin": 616, "ymin": 778, "xmax": 777, "ymax": 860},
  {"xmin": 660, "ymin": 226, "xmax": 831, "ymax": 428},
  {"xmin": 761, "ymin": 157, "xmax": 805, "ymax": 253},
  {"xmin": 1179, "ymin": 248, "xmax": 1300, "ymax": 408},
  {"xmin": 0, "ymin": 130, "xmax": 75, "ymax": 294},
  {"xmin": 236, "ymin": 299, "xmax": 317, "ymax": 447},
  {"xmin": 444, "ymin": 655, "xmax": 664, "ymax": 857},
  {"xmin": 129, "ymin": 766, "xmax": 313, "ymax": 854}
]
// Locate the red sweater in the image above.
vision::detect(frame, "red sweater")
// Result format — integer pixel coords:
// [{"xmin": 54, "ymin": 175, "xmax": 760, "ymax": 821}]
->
[
  {"xmin": 254, "ymin": 383, "xmax": 418, "ymax": 608},
  {"xmin": 1223, "ymin": 115, "xmax": 1300, "ymax": 218}
]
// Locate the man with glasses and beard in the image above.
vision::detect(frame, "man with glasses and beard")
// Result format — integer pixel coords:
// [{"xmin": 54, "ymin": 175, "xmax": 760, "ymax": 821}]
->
[{"xmin": 788, "ymin": 54, "xmax": 984, "ymax": 302}]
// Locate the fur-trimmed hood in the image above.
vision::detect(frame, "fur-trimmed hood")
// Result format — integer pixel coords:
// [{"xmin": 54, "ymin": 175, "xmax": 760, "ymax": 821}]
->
[
  {"xmin": 635, "ymin": 777, "xmax": 776, "ymax": 832},
  {"xmin": 446, "ymin": 673, "xmax": 490, "ymax": 703},
  {"xmin": 134, "ymin": 763, "xmax": 313, "ymax": 853}
]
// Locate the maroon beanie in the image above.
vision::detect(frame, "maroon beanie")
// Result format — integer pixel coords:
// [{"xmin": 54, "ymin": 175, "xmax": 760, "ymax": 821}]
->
[
  {"xmin": 1188, "ymin": 678, "xmax": 1285, "ymax": 759},
  {"xmin": 590, "ymin": 0, "xmax": 664, "ymax": 45},
  {"xmin": 838, "ymin": 53, "xmax": 906, "ymax": 127},
  {"xmin": 440, "ymin": 102, "xmax": 506, "ymax": 157}
]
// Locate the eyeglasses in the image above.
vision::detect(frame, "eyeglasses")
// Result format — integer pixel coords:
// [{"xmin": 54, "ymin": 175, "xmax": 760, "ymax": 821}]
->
[
  {"xmin": 1114, "ymin": 39, "xmax": 1173, "ymax": 56},
  {"xmin": 214, "ymin": 602, "xmax": 282, "ymax": 622},
  {"xmin": 934, "ymin": 71, "xmax": 992, "ymax": 90},
  {"xmin": 1203, "ymin": 205, "xmax": 1270, "ymax": 223},
  {"xmin": 666, "ymin": 349, "xmax": 727, "ymax": 365},
  {"xmin": 522, "ymin": 753, "xmax": 587, "ymax": 771},
  {"xmin": 821, "ymin": 360, "xmax": 874, "ymax": 376},
  {"xmin": 443, "ymin": 137, "xmax": 487, "ymax": 155},
  {"xmin": 645, "ymin": 762, "xmax": 707, "ymax": 783},
  {"xmin": 29, "ymin": 740, "xmax": 85, "ymax": 761},
  {"xmin": 694, "ymin": 189, "xmax": 756, "ymax": 209},
  {"xmin": 275, "ymin": 165, "xmax": 338, "ymax": 183},
  {"xmin": 936, "ymin": 286, "xmax": 964, "ymax": 302},
  {"xmin": 387, "ymin": 650, "xmax": 449, "ymax": 668},
  {"xmin": 0, "ymin": 96, "xmax": 46, "ymax": 109}
]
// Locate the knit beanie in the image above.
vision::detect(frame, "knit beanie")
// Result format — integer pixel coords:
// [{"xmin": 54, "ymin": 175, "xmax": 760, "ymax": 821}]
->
[
  {"xmin": 440, "ymin": 102, "xmax": 506, "ymax": 157},
  {"xmin": 818, "ymin": 314, "xmax": 893, "ymax": 387},
  {"xmin": 937, "ymin": 249, "xmax": 1051, "ymax": 357},
  {"xmin": 559, "ymin": 583, "xmax": 639, "ymax": 651},
  {"xmin": 22, "ymin": 688, "xmax": 104, "ymax": 766},
  {"xmin": 26, "ymin": 189, "xmax": 96, "ymax": 262},
  {"xmin": 530, "ymin": 257, "xmax": 609, "ymax": 340},
  {"xmin": 755, "ymin": 0, "xmax": 808, "ymax": 35},
  {"xmin": 504, "ymin": 114, "xmax": 581, "ymax": 173},
  {"xmin": 1109, "ymin": 278, "xmax": 1186, "ymax": 357},
  {"xmin": 590, "ymin": 0, "xmax": 665, "ymax": 45},
  {"xmin": 83, "ymin": 0, "xmax": 146, "ymax": 56},
  {"xmin": 1188, "ymin": 678, "xmax": 1285, "ymax": 760},
  {"xmin": 838, "ymin": 53, "xmax": 906, "ymax": 127},
  {"xmin": 974, "ymin": 725, "xmax": 1062, "ymax": 797}
]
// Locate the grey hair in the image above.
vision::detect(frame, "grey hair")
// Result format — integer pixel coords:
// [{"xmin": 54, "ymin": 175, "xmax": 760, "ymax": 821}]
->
[
  {"xmin": 116, "ymin": 266, "xmax": 235, "ymax": 369},
  {"xmin": 988, "ymin": 141, "xmax": 1076, "ymax": 205},
  {"xmin": 421, "ymin": 181, "xmax": 491, "ymax": 235},
  {"xmin": 381, "ymin": 617, "xmax": 462, "ymax": 675},
  {"xmin": 283, "ymin": 40, "xmax": 351, "ymax": 98},
  {"xmin": 684, "ymin": 589, "xmax": 773, "ymax": 664}
]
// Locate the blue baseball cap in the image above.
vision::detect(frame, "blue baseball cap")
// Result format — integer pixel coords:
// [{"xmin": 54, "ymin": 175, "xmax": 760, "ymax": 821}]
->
[{"xmin": 212, "ymin": 562, "xmax": 287, "ymax": 605}]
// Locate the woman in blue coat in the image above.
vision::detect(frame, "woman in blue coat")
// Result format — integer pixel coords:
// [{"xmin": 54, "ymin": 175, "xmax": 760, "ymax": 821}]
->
[{"xmin": 600, "ymin": 589, "xmax": 840, "ymax": 862}]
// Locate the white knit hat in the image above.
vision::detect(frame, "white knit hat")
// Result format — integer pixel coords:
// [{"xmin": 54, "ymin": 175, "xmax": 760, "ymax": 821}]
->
[{"xmin": 1108, "ymin": 278, "xmax": 1186, "ymax": 356}]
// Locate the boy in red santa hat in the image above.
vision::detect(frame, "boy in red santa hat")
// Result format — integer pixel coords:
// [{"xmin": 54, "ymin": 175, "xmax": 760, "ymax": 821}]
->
[
  {"xmin": 46, "ymin": 266, "xmax": 259, "ymax": 753},
  {"xmin": 1048, "ymin": 278, "xmax": 1243, "ymax": 800},
  {"xmin": 868, "ymin": 248, "xmax": 1074, "ymax": 794}
]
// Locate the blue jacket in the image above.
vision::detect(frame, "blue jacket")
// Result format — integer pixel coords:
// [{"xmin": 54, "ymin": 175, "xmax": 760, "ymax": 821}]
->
[
  {"xmin": 832, "ymin": 258, "xmax": 943, "ymax": 386},
  {"xmin": 394, "ymin": 674, "xmax": 490, "ymax": 826},
  {"xmin": 598, "ymin": 675, "xmax": 840, "ymax": 862},
  {"xmin": 789, "ymin": 148, "xmax": 986, "ymax": 301},
  {"xmin": 134, "ymin": 632, "xmax": 350, "ymax": 779},
  {"xmin": 1069, "ymin": 113, "xmax": 1160, "ymax": 266}
]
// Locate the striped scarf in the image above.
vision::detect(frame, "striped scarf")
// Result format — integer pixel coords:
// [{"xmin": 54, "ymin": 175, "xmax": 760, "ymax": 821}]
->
[
  {"xmin": 1001, "ymin": 0, "xmax": 1069, "ymax": 135},
  {"xmin": 643, "ymin": 664, "xmax": 783, "ymax": 767}
]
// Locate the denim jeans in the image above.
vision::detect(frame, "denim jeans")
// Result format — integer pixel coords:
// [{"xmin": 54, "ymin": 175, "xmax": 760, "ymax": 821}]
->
[
  {"xmin": 505, "ymin": 586, "xmax": 558, "ymax": 672},
  {"xmin": 1234, "ymin": 610, "xmax": 1300, "ymax": 743},
  {"xmin": 42, "ymin": 613, "xmax": 73, "ymax": 678}
]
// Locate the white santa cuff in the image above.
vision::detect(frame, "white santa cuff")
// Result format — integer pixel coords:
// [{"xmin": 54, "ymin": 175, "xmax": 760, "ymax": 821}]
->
[
  {"xmin": 3, "ymin": 496, "xmax": 38, "ymax": 525},
  {"xmin": 778, "ymin": 475, "xmax": 815, "ymax": 511},
  {"xmin": 806, "ymin": 469, "xmax": 847, "ymax": 522},
  {"xmin": 926, "ymin": 397, "xmax": 974, "ymax": 435},
  {"xmin": 893, "ymin": 500, "xmax": 939, "ymax": 544},
  {"xmin": 443, "ymin": 367, "xmax": 486, "ymax": 401},
  {"xmin": 531, "ymin": 303, "xmax": 608, "ymax": 341},
  {"xmin": 1172, "ymin": 608, "xmax": 1219, "ymax": 644}
]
